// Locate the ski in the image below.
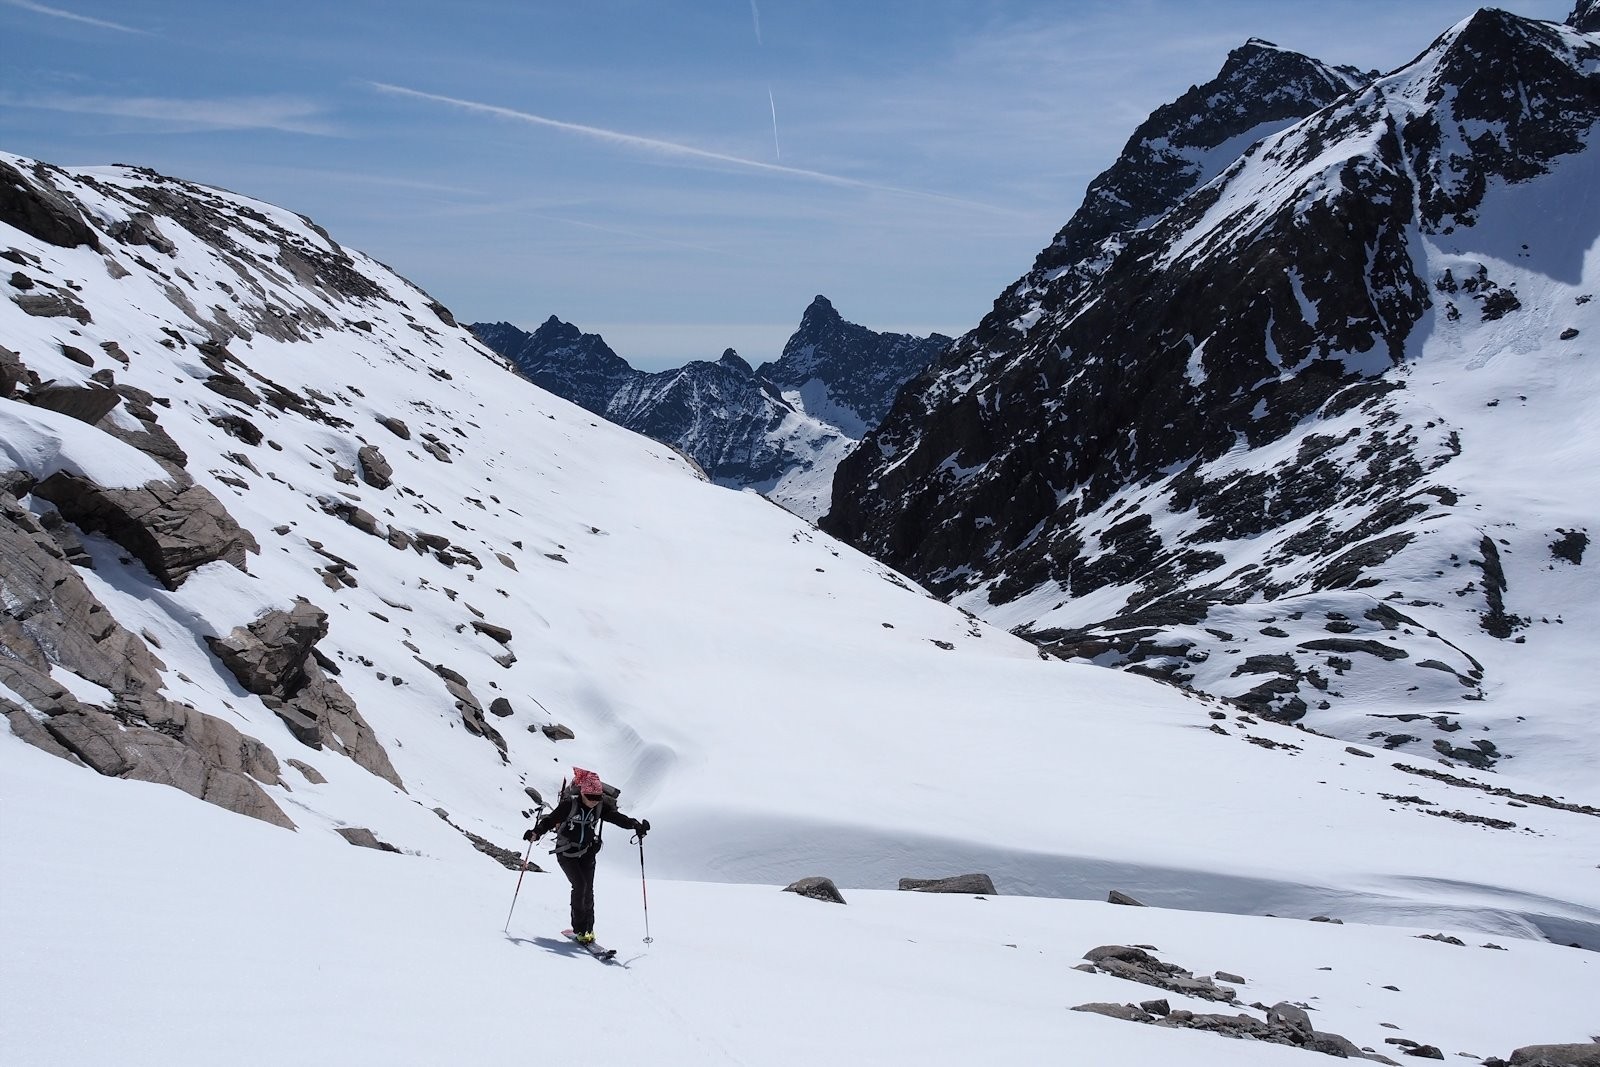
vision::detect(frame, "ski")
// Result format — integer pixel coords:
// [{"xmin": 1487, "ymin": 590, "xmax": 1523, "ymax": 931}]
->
[{"xmin": 561, "ymin": 929, "xmax": 618, "ymax": 961}]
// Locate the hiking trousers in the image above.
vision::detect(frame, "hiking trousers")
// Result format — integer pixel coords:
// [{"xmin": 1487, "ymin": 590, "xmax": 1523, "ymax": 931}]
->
[{"xmin": 557, "ymin": 851, "xmax": 598, "ymax": 935}]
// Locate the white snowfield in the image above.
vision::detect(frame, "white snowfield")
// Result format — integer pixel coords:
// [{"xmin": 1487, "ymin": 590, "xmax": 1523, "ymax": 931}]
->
[{"xmin": 2, "ymin": 150, "xmax": 1597, "ymax": 1063}]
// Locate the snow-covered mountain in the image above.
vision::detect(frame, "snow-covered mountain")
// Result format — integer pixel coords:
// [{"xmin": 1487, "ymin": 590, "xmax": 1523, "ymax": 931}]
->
[
  {"xmin": 471, "ymin": 299, "xmax": 947, "ymax": 519},
  {"xmin": 825, "ymin": 8, "xmax": 1600, "ymax": 790},
  {"xmin": 2, "ymin": 71, "xmax": 1598, "ymax": 1066}
]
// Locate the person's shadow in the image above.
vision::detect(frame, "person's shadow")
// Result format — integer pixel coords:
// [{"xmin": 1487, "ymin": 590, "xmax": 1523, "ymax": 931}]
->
[{"xmin": 505, "ymin": 934, "xmax": 631, "ymax": 967}]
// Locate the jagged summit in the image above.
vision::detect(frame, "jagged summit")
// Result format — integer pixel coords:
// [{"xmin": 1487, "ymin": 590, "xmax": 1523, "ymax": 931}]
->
[
  {"xmin": 470, "ymin": 316, "xmax": 632, "ymax": 416},
  {"xmin": 472, "ymin": 297, "xmax": 947, "ymax": 519},
  {"xmin": 716, "ymin": 348, "xmax": 752, "ymax": 372},
  {"xmin": 757, "ymin": 297, "xmax": 950, "ymax": 436},
  {"xmin": 1571, "ymin": 0, "xmax": 1600, "ymax": 32},
  {"xmin": 800, "ymin": 294, "xmax": 840, "ymax": 321},
  {"xmin": 1027, "ymin": 38, "xmax": 1374, "ymax": 281}
]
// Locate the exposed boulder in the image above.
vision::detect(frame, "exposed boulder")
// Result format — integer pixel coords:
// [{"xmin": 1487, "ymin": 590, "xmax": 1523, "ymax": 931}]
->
[
  {"xmin": 335, "ymin": 827, "xmax": 402, "ymax": 853},
  {"xmin": 0, "ymin": 494, "xmax": 166, "ymax": 695},
  {"xmin": 1071, "ymin": 1003, "xmax": 1154, "ymax": 1022},
  {"xmin": 356, "ymin": 444, "xmax": 392, "ymax": 489},
  {"xmin": 23, "ymin": 382, "xmax": 121, "ymax": 425},
  {"xmin": 15, "ymin": 291, "xmax": 92, "ymax": 323},
  {"xmin": 287, "ymin": 758, "xmax": 327, "ymax": 784},
  {"xmin": 488, "ymin": 697, "xmax": 514, "ymax": 718},
  {"xmin": 1, "ymin": 693, "xmax": 80, "ymax": 762},
  {"xmin": 318, "ymin": 496, "xmax": 382, "ymax": 537},
  {"xmin": 1, "ymin": 343, "xmax": 27, "ymax": 397},
  {"xmin": 1268, "ymin": 1002, "xmax": 1314, "ymax": 1035},
  {"xmin": 1081, "ymin": 944, "xmax": 1238, "ymax": 1003},
  {"xmin": 898, "ymin": 873, "xmax": 996, "ymax": 895},
  {"xmin": 209, "ymin": 601, "xmax": 403, "ymax": 789},
  {"xmin": 1071, "ymin": 993, "xmax": 1400, "ymax": 1063},
  {"xmin": 783, "ymin": 876, "xmax": 847, "ymax": 904},
  {"xmin": 470, "ymin": 620, "xmax": 513, "ymax": 645},
  {"xmin": 1108, "ymin": 889, "xmax": 1147, "ymax": 906},
  {"xmin": 428, "ymin": 663, "xmax": 507, "ymax": 757},
  {"xmin": 209, "ymin": 599, "xmax": 329, "ymax": 694},
  {"xmin": 33, "ymin": 472, "xmax": 258, "ymax": 589},
  {"xmin": 376, "ymin": 415, "xmax": 411, "ymax": 440},
  {"xmin": 107, "ymin": 211, "xmax": 176, "ymax": 255},
  {"xmin": 1506, "ymin": 1046, "xmax": 1600, "ymax": 1067}
]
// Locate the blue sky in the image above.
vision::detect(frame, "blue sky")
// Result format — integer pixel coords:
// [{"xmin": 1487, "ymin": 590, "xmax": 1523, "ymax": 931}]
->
[{"xmin": 0, "ymin": 0, "xmax": 1577, "ymax": 369}]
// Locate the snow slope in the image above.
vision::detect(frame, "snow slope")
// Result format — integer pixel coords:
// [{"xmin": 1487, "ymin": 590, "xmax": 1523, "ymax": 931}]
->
[
  {"xmin": 6, "ymin": 738, "xmax": 1598, "ymax": 1067},
  {"xmin": 2, "ymin": 152, "xmax": 1598, "ymax": 1063}
]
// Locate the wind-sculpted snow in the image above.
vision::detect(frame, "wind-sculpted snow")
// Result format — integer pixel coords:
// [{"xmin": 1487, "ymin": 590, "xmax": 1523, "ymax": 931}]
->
[{"xmin": 663, "ymin": 813, "xmax": 1600, "ymax": 951}]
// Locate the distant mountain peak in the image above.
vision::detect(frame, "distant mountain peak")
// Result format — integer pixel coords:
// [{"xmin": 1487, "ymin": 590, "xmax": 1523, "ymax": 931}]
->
[
  {"xmin": 1572, "ymin": 0, "xmax": 1599, "ymax": 32},
  {"xmin": 532, "ymin": 315, "xmax": 582, "ymax": 342},
  {"xmin": 717, "ymin": 348, "xmax": 752, "ymax": 373},
  {"xmin": 472, "ymin": 299, "xmax": 948, "ymax": 520},
  {"xmin": 802, "ymin": 294, "xmax": 840, "ymax": 322}
]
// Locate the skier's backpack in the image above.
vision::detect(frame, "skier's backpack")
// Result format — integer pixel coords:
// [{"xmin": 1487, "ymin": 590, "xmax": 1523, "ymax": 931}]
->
[{"xmin": 552, "ymin": 767, "xmax": 620, "ymax": 858}]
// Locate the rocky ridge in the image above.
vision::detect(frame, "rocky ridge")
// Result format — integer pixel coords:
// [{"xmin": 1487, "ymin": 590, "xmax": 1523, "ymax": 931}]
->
[
  {"xmin": 470, "ymin": 297, "xmax": 947, "ymax": 520},
  {"xmin": 824, "ymin": 8, "xmax": 1600, "ymax": 779}
]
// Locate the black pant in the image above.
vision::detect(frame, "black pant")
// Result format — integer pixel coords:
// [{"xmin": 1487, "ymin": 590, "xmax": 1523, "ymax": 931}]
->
[{"xmin": 557, "ymin": 851, "xmax": 598, "ymax": 935}]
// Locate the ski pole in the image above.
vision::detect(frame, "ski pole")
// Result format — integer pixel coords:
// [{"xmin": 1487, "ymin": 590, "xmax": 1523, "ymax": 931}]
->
[
  {"xmin": 637, "ymin": 837, "xmax": 653, "ymax": 945},
  {"xmin": 504, "ymin": 833, "xmax": 537, "ymax": 934},
  {"xmin": 504, "ymin": 802, "xmax": 545, "ymax": 934}
]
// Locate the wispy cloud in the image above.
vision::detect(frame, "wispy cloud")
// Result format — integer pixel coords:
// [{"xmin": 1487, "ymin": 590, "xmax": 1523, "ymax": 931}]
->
[
  {"xmin": 368, "ymin": 81, "xmax": 1022, "ymax": 215},
  {"xmin": 2, "ymin": 0, "xmax": 147, "ymax": 35},
  {"xmin": 526, "ymin": 211, "xmax": 757, "ymax": 261},
  {"xmin": 0, "ymin": 93, "xmax": 335, "ymax": 135},
  {"xmin": 248, "ymin": 164, "xmax": 485, "ymax": 197}
]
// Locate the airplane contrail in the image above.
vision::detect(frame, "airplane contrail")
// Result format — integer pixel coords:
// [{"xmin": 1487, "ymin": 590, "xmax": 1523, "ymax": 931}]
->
[
  {"xmin": 369, "ymin": 82, "xmax": 1020, "ymax": 215},
  {"xmin": 768, "ymin": 87, "xmax": 780, "ymax": 161},
  {"xmin": 749, "ymin": 0, "xmax": 762, "ymax": 45},
  {"xmin": 2, "ymin": 0, "xmax": 146, "ymax": 34}
]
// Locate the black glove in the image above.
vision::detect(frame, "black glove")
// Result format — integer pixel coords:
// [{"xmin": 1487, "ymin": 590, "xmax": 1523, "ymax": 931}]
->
[
  {"xmin": 522, "ymin": 828, "xmax": 538, "ymax": 843},
  {"xmin": 635, "ymin": 819, "xmax": 650, "ymax": 839}
]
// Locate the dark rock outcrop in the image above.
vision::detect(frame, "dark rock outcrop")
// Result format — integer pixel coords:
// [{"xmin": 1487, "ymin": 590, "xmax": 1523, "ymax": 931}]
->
[
  {"xmin": 897, "ymin": 873, "xmax": 997, "ymax": 895},
  {"xmin": 431, "ymin": 663, "xmax": 507, "ymax": 757},
  {"xmin": 0, "ymin": 159, "xmax": 101, "ymax": 250},
  {"xmin": 209, "ymin": 600, "xmax": 403, "ymax": 788},
  {"xmin": 1505, "ymin": 1045, "xmax": 1600, "ymax": 1067},
  {"xmin": 356, "ymin": 444, "xmax": 392, "ymax": 489},
  {"xmin": 33, "ymin": 473, "xmax": 258, "ymax": 589},
  {"xmin": 783, "ymin": 876, "xmax": 847, "ymax": 904},
  {"xmin": 822, "ymin": 12, "xmax": 1600, "ymax": 741},
  {"xmin": 23, "ymin": 382, "xmax": 121, "ymax": 425},
  {"xmin": 1072, "ymin": 953, "xmax": 1401, "ymax": 1063},
  {"xmin": 1, "ymin": 493, "xmax": 292, "ymax": 827}
]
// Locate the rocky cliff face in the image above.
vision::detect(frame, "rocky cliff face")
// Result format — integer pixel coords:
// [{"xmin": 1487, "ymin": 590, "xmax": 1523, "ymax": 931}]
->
[
  {"xmin": 824, "ymin": 11, "xmax": 1600, "ymax": 769},
  {"xmin": 471, "ymin": 301, "xmax": 946, "ymax": 520}
]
